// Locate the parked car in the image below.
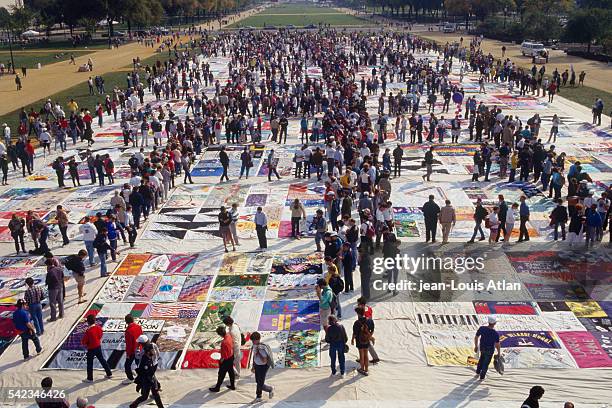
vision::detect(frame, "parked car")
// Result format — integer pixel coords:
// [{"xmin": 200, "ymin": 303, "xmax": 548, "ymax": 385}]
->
[
  {"xmin": 520, "ymin": 41, "xmax": 547, "ymax": 57},
  {"xmin": 304, "ymin": 24, "xmax": 317, "ymax": 29},
  {"xmin": 443, "ymin": 23, "xmax": 456, "ymax": 33}
]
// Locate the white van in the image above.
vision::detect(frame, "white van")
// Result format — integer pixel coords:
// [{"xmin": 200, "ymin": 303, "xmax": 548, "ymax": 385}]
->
[
  {"xmin": 443, "ymin": 23, "xmax": 456, "ymax": 33},
  {"xmin": 520, "ymin": 41, "xmax": 547, "ymax": 57}
]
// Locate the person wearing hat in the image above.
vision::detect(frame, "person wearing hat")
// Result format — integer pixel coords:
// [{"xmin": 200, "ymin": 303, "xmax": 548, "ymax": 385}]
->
[
  {"xmin": 473, "ymin": 315, "xmax": 501, "ymax": 380},
  {"xmin": 12, "ymin": 299, "xmax": 43, "ymax": 360},
  {"xmin": 130, "ymin": 343, "xmax": 164, "ymax": 408},
  {"xmin": 135, "ymin": 334, "xmax": 160, "ymax": 367}
]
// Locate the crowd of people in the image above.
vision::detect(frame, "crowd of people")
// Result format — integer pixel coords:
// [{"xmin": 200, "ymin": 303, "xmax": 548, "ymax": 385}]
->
[{"xmin": 0, "ymin": 19, "xmax": 608, "ymax": 408}]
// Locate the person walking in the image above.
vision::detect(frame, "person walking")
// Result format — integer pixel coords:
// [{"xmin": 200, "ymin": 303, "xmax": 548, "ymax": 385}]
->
[
  {"xmin": 439, "ymin": 200, "xmax": 456, "ymax": 243},
  {"xmin": 81, "ymin": 314, "xmax": 113, "ymax": 382},
  {"xmin": 79, "ymin": 217, "xmax": 97, "ymax": 267},
  {"xmin": 130, "ymin": 343, "xmax": 164, "ymax": 408},
  {"xmin": 209, "ymin": 326, "xmax": 236, "ymax": 392},
  {"xmin": 518, "ymin": 196, "xmax": 530, "ymax": 242},
  {"xmin": 45, "ymin": 257, "xmax": 64, "ymax": 322},
  {"xmin": 123, "ymin": 314, "xmax": 143, "ymax": 385},
  {"xmin": 249, "ymin": 331, "xmax": 274, "ymax": 402},
  {"xmin": 474, "ymin": 316, "xmax": 500, "ymax": 380},
  {"xmin": 422, "ymin": 146, "xmax": 434, "ymax": 182},
  {"xmin": 254, "ymin": 207, "xmax": 268, "ymax": 250},
  {"xmin": 352, "ymin": 306, "xmax": 375, "ymax": 376},
  {"xmin": 12, "ymin": 299, "xmax": 42, "ymax": 360},
  {"xmin": 8, "ymin": 213, "xmax": 26, "ymax": 254},
  {"xmin": 23, "ymin": 277, "xmax": 45, "ymax": 336},
  {"xmin": 63, "ymin": 250, "xmax": 88, "ymax": 304},
  {"xmin": 325, "ymin": 315, "xmax": 348, "ymax": 378},
  {"xmin": 468, "ymin": 198, "xmax": 488, "ymax": 243},
  {"xmin": 422, "ymin": 195, "xmax": 440, "ymax": 243},
  {"xmin": 223, "ymin": 316, "xmax": 242, "ymax": 378},
  {"xmin": 267, "ymin": 149, "xmax": 281, "ymax": 181}
]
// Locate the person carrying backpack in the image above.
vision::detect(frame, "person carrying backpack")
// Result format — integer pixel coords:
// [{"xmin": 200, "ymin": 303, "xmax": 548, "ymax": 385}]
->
[
  {"xmin": 249, "ymin": 331, "xmax": 275, "ymax": 402},
  {"xmin": 352, "ymin": 306, "xmax": 375, "ymax": 376}
]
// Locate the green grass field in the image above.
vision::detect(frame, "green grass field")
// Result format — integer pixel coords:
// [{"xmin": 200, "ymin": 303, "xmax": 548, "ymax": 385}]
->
[
  {"xmin": 0, "ymin": 50, "xmax": 91, "ymax": 69},
  {"xmin": 0, "ymin": 39, "xmax": 111, "ymax": 52},
  {"xmin": 0, "ymin": 70, "xmax": 127, "ymax": 133},
  {"xmin": 228, "ymin": 3, "xmax": 372, "ymax": 28},
  {"xmin": 554, "ymin": 85, "xmax": 612, "ymax": 114}
]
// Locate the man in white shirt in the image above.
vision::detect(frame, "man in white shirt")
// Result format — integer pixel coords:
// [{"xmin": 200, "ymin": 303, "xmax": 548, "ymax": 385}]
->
[
  {"xmin": 129, "ymin": 175, "xmax": 141, "ymax": 188},
  {"xmin": 2, "ymin": 123, "xmax": 11, "ymax": 146},
  {"xmin": 134, "ymin": 149, "xmax": 145, "ymax": 167},
  {"xmin": 254, "ymin": 207, "xmax": 268, "ymax": 249},
  {"xmin": 79, "ymin": 217, "xmax": 98, "ymax": 266},
  {"xmin": 360, "ymin": 143, "xmax": 370, "ymax": 159},
  {"xmin": 294, "ymin": 147, "xmax": 305, "ymax": 178}
]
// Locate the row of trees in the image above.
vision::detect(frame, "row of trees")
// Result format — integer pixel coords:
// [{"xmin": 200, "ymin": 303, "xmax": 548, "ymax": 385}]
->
[
  {"xmin": 343, "ymin": 0, "xmax": 611, "ymax": 54},
  {"xmin": 0, "ymin": 0, "xmax": 250, "ymax": 39}
]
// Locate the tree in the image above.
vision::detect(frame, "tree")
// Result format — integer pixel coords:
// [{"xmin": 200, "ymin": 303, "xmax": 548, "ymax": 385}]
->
[
  {"xmin": 24, "ymin": 0, "xmax": 61, "ymax": 36},
  {"xmin": 445, "ymin": 0, "xmax": 471, "ymax": 28},
  {"xmin": 563, "ymin": 8, "xmax": 612, "ymax": 53},
  {"xmin": 522, "ymin": 11, "xmax": 561, "ymax": 42}
]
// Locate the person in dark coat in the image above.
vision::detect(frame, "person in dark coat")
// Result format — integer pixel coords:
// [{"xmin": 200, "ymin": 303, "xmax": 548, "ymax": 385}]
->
[
  {"xmin": 130, "ymin": 343, "xmax": 164, "ymax": 408},
  {"xmin": 549, "ymin": 199, "xmax": 568, "ymax": 241},
  {"xmin": 421, "ymin": 195, "xmax": 440, "ymax": 242}
]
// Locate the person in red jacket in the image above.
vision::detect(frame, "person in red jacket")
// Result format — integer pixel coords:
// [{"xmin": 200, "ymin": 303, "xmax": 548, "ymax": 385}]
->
[
  {"xmin": 209, "ymin": 326, "xmax": 236, "ymax": 392},
  {"xmin": 123, "ymin": 314, "xmax": 143, "ymax": 385},
  {"xmin": 81, "ymin": 314, "xmax": 112, "ymax": 383}
]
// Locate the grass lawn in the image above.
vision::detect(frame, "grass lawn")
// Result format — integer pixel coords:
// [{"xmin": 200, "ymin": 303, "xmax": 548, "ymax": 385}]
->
[
  {"xmin": 0, "ymin": 39, "xmax": 111, "ymax": 52},
  {"xmin": 556, "ymin": 85, "xmax": 612, "ymax": 115},
  {"xmin": 0, "ymin": 70, "xmax": 128, "ymax": 133},
  {"xmin": 256, "ymin": 3, "xmax": 344, "ymax": 15},
  {"xmin": 228, "ymin": 4, "xmax": 372, "ymax": 27},
  {"xmin": 0, "ymin": 50, "xmax": 91, "ymax": 69}
]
